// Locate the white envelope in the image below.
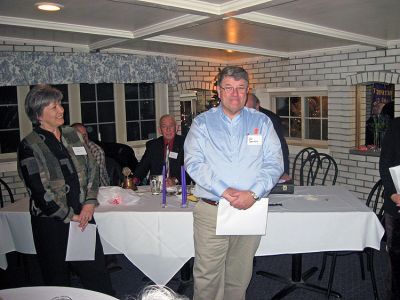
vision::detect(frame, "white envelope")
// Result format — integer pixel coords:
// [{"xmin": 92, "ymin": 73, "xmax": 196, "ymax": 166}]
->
[
  {"xmin": 216, "ymin": 198, "xmax": 269, "ymax": 235},
  {"xmin": 389, "ymin": 165, "xmax": 400, "ymax": 194},
  {"xmin": 66, "ymin": 221, "xmax": 97, "ymax": 261}
]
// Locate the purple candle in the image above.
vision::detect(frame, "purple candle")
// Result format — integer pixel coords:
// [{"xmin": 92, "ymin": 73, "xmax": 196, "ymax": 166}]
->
[
  {"xmin": 162, "ymin": 164, "xmax": 166, "ymax": 208},
  {"xmin": 181, "ymin": 166, "xmax": 187, "ymax": 208}
]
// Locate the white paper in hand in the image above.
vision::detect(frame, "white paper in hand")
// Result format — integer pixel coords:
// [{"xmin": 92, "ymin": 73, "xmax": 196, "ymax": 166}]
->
[
  {"xmin": 216, "ymin": 198, "xmax": 269, "ymax": 235},
  {"xmin": 66, "ymin": 221, "xmax": 97, "ymax": 261},
  {"xmin": 389, "ymin": 165, "xmax": 400, "ymax": 194}
]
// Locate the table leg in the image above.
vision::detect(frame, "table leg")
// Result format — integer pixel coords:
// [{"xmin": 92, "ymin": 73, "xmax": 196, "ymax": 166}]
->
[{"xmin": 256, "ymin": 254, "xmax": 342, "ymax": 299}]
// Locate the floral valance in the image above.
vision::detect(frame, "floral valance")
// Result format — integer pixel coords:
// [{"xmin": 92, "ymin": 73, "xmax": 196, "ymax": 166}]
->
[{"xmin": 0, "ymin": 52, "xmax": 178, "ymax": 86}]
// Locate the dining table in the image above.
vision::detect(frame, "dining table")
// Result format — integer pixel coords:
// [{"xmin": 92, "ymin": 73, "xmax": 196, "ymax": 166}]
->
[
  {"xmin": 0, "ymin": 286, "xmax": 119, "ymax": 300},
  {"xmin": 0, "ymin": 185, "xmax": 384, "ymax": 297}
]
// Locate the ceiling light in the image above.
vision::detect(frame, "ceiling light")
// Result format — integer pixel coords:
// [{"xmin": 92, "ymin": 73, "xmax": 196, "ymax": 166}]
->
[
  {"xmin": 36, "ymin": 2, "xmax": 64, "ymax": 11},
  {"xmin": 226, "ymin": 50, "xmax": 234, "ymax": 53}
]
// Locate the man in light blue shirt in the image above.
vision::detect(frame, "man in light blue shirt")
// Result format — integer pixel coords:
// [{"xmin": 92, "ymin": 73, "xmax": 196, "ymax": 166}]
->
[{"xmin": 184, "ymin": 66, "xmax": 283, "ymax": 300}]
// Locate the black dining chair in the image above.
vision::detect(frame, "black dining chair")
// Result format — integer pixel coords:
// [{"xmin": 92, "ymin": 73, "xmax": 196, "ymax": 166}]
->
[
  {"xmin": 314, "ymin": 153, "xmax": 338, "ymax": 186},
  {"xmin": 0, "ymin": 178, "xmax": 15, "ymax": 208},
  {"xmin": 318, "ymin": 179, "xmax": 384, "ymax": 299},
  {"xmin": 291, "ymin": 147, "xmax": 320, "ymax": 186}
]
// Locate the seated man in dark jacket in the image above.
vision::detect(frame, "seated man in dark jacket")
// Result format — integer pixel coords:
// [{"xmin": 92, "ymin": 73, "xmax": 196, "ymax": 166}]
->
[{"xmin": 134, "ymin": 114, "xmax": 186, "ymax": 187}]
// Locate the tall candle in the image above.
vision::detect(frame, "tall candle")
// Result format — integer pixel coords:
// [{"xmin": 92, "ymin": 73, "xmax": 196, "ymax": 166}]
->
[
  {"xmin": 162, "ymin": 164, "xmax": 166, "ymax": 208},
  {"xmin": 181, "ymin": 166, "xmax": 187, "ymax": 208}
]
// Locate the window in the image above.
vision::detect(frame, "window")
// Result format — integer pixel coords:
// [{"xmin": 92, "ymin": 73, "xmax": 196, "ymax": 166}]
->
[
  {"xmin": 52, "ymin": 84, "xmax": 70, "ymax": 125},
  {"xmin": 125, "ymin": 83, "xmax": 156, "ymax": 141},
  {"xmin": 0, "ymin": 86, "xmax": 19, "ymax": 153},
  {"xmin": 275, "ymin": 95, "xmax": 328, "ymax": 141},
  {"xmin": 80, "ymin": 83, "xmax": 116, "ymax": 142}
]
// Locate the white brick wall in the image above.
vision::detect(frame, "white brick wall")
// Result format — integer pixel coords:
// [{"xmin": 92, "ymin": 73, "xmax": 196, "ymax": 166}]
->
[{"xmin": 2, "ymin": 41, "xmax": 400, "ymax": 205}]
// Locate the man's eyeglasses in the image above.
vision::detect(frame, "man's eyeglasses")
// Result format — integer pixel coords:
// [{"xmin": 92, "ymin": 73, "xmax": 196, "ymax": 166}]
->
[{"xmin": 220, "ymin": 86, "xmax": 247, "ymax": 94}]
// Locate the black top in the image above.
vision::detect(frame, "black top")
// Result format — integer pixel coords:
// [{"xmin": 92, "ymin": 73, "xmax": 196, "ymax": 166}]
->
[
  {"xmin": 18, "ymin": 127, "xmax": 81, "ymax": 216},
  {"xmin": 259, "ymin": 106, "xmax": 290, "ymax": 174},
  {"xmin": 134, "ymin": 135, "xmax": 186, "ymax": 184},
  {"xmin": 379, "ymin": 117, "xmax": 400, "ymax": 217}
]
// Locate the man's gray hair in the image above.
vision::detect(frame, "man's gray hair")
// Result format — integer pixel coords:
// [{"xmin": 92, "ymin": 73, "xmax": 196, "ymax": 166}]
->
[
  {"xmin": 25, "ymin": 84, "xmax": 63, "ymax": 126},
  {"xmin": 217, "ymin": 66, "xmax": 249, "ymax": 86}
]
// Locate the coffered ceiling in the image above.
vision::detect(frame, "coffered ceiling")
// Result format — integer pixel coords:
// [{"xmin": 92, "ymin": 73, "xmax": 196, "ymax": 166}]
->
[{"xmin": 1, "ymin": 0, "xmax": 399, "ymax": 62}]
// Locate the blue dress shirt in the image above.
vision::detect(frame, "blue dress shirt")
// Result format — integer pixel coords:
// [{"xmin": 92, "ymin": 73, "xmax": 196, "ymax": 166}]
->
[{"xmin": 184, "ymin": 106, "xmax": 283, "ymax": 201}]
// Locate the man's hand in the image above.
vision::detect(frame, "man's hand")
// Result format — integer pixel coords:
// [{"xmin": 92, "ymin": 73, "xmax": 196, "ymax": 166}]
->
[
  {"xmin": 165, "ymin": 177, "xmax": 178, "ymax": 187},
  {"xmin": 222, "ymin": 188, "xmax": 256, "ymax": 210},
  {"xmin": 280, "ymin": 173, "xmax": 292, "ymax": 182},
  {"xmin": 391, "ymin": 194, "xmax": 400, "ymax": 206}
]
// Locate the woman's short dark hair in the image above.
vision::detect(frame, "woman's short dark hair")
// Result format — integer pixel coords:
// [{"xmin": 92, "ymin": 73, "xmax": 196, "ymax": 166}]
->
[
  {"xmin": 216, "ymin": 66, "xmax": 249, "ymax": 86},
  {"xmin": 25, "ymin": 84, "xmax": 63, "ymax": 126}
]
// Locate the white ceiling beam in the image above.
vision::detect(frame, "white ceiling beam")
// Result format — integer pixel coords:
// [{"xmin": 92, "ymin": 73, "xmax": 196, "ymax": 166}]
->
[
  {"xmin": 133, "ymin": 14, "xmax": 209, "ymax": 38},
  {"xmin": 146, "ymin": 35, "xmax": 288, "ymax": 57},
  {"xmin": 236, "ymin": 12, "xmax": 388, "ymax": 48},
  {"xmin": 120, "ymin": 0, "xmax": 274, "ymax": 15},
  {"xmin": 289, "ymin": 45, "xmax": 376, "ymax": 58},
  {"xmin": 89, "ymin": 38, "xmax": 129, "ymax": 51},
  {"xmin": 0, "ymin": 16, "xmax": 134, "ymax": 38}
]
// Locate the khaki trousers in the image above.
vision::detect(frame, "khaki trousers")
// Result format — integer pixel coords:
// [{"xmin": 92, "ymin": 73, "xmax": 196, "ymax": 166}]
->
[{"xmin": 193, "ymin": 200, "xmax": 261, "ymax": 300}]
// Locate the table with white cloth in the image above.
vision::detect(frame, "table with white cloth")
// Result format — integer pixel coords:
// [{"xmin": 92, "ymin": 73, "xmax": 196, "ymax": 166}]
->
[
  {"xmin": 0, "ymin": 286, "xmax": 118, "ymax": 300},
  {"xmin": 0, "ymin": 186, "xmax": 384, "ymax": 288}
]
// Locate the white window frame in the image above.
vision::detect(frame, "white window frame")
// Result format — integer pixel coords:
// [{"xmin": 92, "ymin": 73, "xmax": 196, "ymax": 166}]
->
[{"xmin": 254, "ymin": 87, "xmax": 328, "ymax": 149}]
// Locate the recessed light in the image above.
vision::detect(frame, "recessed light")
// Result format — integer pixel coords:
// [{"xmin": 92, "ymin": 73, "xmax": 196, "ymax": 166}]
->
[
  {"xmin": 35, "ymin": 2, "xmax": 64, "ymax": 11},
  {"xmin": 226, "ymin": 49, "xmax": 234, "ymax": 53}
]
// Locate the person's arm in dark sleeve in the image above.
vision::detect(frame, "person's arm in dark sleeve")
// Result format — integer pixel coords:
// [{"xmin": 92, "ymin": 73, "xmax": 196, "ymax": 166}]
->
[{"xmin": 17, "ymin": 141, "xmax": 74, "ymax": 223}]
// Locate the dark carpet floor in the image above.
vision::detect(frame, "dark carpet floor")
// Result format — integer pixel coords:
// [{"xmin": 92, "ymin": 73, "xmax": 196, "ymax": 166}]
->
[{"xmin": 0, "ymin": 242, "xmax": 389, "ymax": 300}]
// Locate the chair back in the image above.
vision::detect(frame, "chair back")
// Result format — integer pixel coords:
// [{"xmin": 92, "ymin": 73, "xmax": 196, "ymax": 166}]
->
[
  {"xmin": 0, "ymin": 178, "xmax": 15, "ymax": 208},
  {"xmin": 105, "ymin": 157, "xmax": 123, "ymax": 186},
  {"xmin": 292, "ymin": 147, "xmax": 320, "ymax": 186},
  {"xmin": 366, "ymin": 179, "xmax": 384, "ymax": 220},
  {"xmin": 98, "ymin": 142, "xmax": 139, "ymax": 172},
  {"xmin": 315, "ymin": 153, "xmax": 338, "ymax": 186}
]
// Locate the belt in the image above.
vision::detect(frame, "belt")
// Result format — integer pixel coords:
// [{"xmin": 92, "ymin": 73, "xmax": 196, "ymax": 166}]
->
[{"xmin": 199, "ymin": 198, "xmax": 218, "ymax": 206}]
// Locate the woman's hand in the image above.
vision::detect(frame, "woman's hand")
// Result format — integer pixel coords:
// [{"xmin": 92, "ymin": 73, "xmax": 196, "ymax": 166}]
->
[
  {"xmin": 390, "ymin": 194, "xmax": 400, "ymax": 207},
  {"xmin": 75, "ymin": 203, "xmax": 96, "ymax": 231}
]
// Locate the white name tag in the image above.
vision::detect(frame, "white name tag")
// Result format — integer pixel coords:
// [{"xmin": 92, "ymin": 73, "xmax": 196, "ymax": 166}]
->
[
  {"xmin": 247, "ymin": 134, "xmax": 262, "ymax": 145},
  {"xmin": 169, "ymin": 151, "xmax": 178, "ymax": 159},
  {"xmin": 72, "ymin": 146, "xmax": 87, "ymax": 155}
]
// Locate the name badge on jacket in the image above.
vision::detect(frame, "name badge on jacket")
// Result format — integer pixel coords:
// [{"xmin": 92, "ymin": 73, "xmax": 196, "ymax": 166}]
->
[
  {"xmin": 72, "ymin": 146, "xmax": 87, "ymax": 155},
  {"xmin": 247, "ymin": 135, "xmax": 262, "ymax": 146},
  {"xmin": 169, "ymin": 151, "xmax": 178, "ymax": 159}
]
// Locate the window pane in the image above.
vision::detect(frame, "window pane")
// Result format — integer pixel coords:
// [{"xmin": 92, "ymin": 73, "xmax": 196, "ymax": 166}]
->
[
  {"xmin": 62, "ymin": 104, "xmax": 70, "ymax": 126},
  {"xmin": 52, "ymin": 84, "xmax": 68, "ymax": 100},
  {"xmin": 139, "ymin": 83, "xmax": 154, "ymax": 99},
  {"xmin": 125, "ymin": 83, "xmax": 139, "ymax": 99},
  {"xmin": 98, "ymin": 102, "xmax": 115, "ymax": 122},
  {"xmin": 0, "ymin": 86, "xmax": 17, "ymax": 104},
  {"xmin": 0, "ymin": 129, "xmax": 20, "ymax": 153},
  {"xmin": 140, "ymin": 100, "xmax": 155, "ymax": 120},
  {"xmin": 276, "ymin": 97, "xmax": 289, "ymax": 116},
  {"xmin": 290, "ymin": 97, "xmax": 301, "ymax": 117},
  {"xmin": 0, "ymin": 106, "xmax": 19, "ymax": 129},
  {"xmin": 97, "ymin": 83, "xmax": 114, "ymax": 100},
  {"xmin": 141, "ymin": 121, "xmax": 157, "ymax": 140},
  {"xmin": 305, "ymin": 119, "xmax": 321, "ymax": 139},
  {"xmin": 86, "ymin": 125, "xmax": 98, "ymax": 142},
  {"xmin": 99, "ymin": 123, "xmax": 116, "ymax": 142},
  {"xmin": 281, "ymin": 117, "xmax": 289, "ymax": 137},
  {"xmin": 290, "ymin": 118, "xmax": 302, "ymax": 138},
  {"xmin": 127, "ymin": 121, "xmax": 140, "ymax": 141},
  {"xmin": 126, "ymin": 101, "xmax": 139, "ymax": 121},
  {"xmin": 80, "ymin": 83, "xmax": 96, "ymax": 101},
  {"xmin": 322, "ymin": 119, "xmax": 328, "ymax": 140},
  {"xmin": 321, "ymin": 96, "xmax": 328, "ymax": 118},
  {"xmin": 306, "ymin": 97, "xmax": 320, "ymax": 118},
  {"xmin": 81, "ymin": 103, "xmax": 97, "ymax": 124}
]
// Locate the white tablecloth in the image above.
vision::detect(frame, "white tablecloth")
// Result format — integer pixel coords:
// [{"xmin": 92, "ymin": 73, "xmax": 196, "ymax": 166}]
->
[
  {"xmin": 0, "ymin": 186, "xmax": 385, "ymax": 285},
  {"xmin": 0, "ymin": 286, "xmax": 118, "ymax": 300}
]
